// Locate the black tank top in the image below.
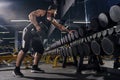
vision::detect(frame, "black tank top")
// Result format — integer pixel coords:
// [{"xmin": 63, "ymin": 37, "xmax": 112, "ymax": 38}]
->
[
  {"xmin": 37, "ymin": 10, "xmax": 51, "ymax": 38},
  {"xmin": 28, "ymin": 10, "xmax": 51, "ymax": 39}
]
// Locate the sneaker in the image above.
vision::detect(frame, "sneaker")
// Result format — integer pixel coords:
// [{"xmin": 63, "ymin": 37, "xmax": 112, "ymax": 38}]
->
[
  {"xmin": 31, "ymin": 67, "xmax": 44, "ymax": 73},
  {"xmin": 13, "ymin": 69, "xmax": 24, "ymax": 77}
]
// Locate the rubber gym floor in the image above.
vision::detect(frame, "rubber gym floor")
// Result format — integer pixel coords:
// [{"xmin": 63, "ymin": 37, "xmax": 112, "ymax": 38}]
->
[{"xmin": 0, "ymin": 60, "xmax": 120, "ymax": 80}]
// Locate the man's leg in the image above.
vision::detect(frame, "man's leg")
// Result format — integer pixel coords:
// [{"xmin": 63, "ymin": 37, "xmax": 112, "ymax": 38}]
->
[
  {"xmin": 13, "ymin": 50, "xmax": 26, "ymax": 77},
  {"xmin": 13, "ymin": 27, "xmax": 30, "ymax": 77},
  {"xmin": 16, "ymin": 50, "xmax": 26, "ymax": 67},
  {"xmin": 33, "ymin": 52, "xmax": 42, "ymax": 66},
  {"xmin": 31, "ymin": 37, "xmax": 44, "ymax": 73},
  {"xmin": 31, "ymin": 53, "xmax": 44, "ymax": 73}
]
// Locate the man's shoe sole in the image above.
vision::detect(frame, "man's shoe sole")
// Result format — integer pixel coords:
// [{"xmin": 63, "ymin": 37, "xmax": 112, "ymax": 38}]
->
[
  {"xmin": 31, "ymin": 70, "xmax": 44, "ymax": 73},
  {"xmin": 12, "ymin": 72, "xmax": 24, "ymax": 78}
]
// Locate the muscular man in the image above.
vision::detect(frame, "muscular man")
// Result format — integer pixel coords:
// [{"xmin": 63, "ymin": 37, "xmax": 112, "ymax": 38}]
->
[{"xmin": 13, "ymin": 4, "xmax": 73, "ymax": 77}]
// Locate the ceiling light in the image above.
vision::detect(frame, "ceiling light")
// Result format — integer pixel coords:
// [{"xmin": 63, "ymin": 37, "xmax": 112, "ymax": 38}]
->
[
  {"xmin": 2, "ymin": 37, "xmax": 15, "ymax": 39},
  {"xmin": 10, "ymin": 20, "xmax": 30, "ymax": 22},
  {"xmin": 73, "ymin": 21, "xmax": 90, "ymax": 24},
  {"xmin": 0, "ymin": 32, "xmax": 10, "ymax": 34}
]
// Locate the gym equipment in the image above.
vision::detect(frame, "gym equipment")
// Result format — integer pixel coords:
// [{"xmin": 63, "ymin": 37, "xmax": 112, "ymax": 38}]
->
[
  {"xmin": 91, "ymin": 40, "xmax": 101, "ymax": 55},
  {"xmin": 109, "ymin": 4, "xmax": 120, "ymax": 23},
  {"xmin": 90, "ymin": 17, "xmax": 102, "ymax": 32},
  {"xmin": 98, "ymin": 12, "xmax": 116, "ymax": 29}
]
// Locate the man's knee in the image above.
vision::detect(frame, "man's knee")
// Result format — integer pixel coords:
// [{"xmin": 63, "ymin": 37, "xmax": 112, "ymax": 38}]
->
[
  {"xmin": 21, "ymin": 48, "xmax": 29, "ymax": 53},
  {"xmin": 37, "ymin": 48, "xmax": 44, "ymax": 54}
]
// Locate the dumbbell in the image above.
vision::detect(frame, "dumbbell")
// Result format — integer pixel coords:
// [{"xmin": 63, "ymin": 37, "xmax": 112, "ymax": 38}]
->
[
  {"xmin": 67, "ymin": 33, "xmax": 72, "ymax": 43},
  {"xmin": 92, "ymin": 33, "xmax": 97, "ymax": 40},
  {"xmin": 101, "ymin": 37, "xmax": 114, "ymax": 55},
  {"xmin": 69, "ymin": 31, "xmax": 79, "ymax": 41},
  {"xmin": 96, "ymin": 31, "xmax": 102, "ymax": 39},
  {"xmin": 55, "ymin": 40, "xmax": 62, "ymax": 48},
  {"xmin": 78, "ymin": 27, "xmax": 84, "ymax": 37},
  {"xmin": 91, "ymin": 40, "xmax": 101, "ymax": 55},
  {"xmin": 98, "ymin": 12, "xmax": 116, "ymax": 29},
  {"xmin": 86, "ymin": 36, "xmax": 91, "ymax": 42},
  {"xmin": 60, "ymin": 38, "xmax": 64, "ymax": 45},
  {"xmin": 109, "ymin": 4, "xmax": 120, "ymax": 23},
  {"xmin": 101, "ymin": 29, "xmax": 108, "ymax": 37},
  {"xmin": 64, "ymin": 35, "xmax": 69, "ymax": 44},
  {"xmin": 115, "ymin": 25, "xmax": 120, "ymax": 33},
  {"xmin": 50, "ymin": 42, "xmax": 57, "ymax": 49},
  {"xmin": 101, "ymin": 26, "xmax": 120, "ymax": 56},
  {"xmin": 107, "ymin": 27, "xmax": 115, "ymax": 35}
]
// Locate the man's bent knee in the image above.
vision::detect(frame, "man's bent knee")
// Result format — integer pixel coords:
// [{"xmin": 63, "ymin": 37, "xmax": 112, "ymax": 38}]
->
[{"xmin": 21, "ymin": 48, "xmax": 29, "ymax": 53}]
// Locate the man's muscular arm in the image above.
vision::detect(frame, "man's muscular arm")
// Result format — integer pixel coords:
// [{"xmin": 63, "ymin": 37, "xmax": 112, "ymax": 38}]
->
[
  {"xmin": 50, "ymin": 19, "xmax": 70, "ymax": 33},
  {"xmin": 28, "ymin": 11, "xmax": 41, "ymax": 31}
]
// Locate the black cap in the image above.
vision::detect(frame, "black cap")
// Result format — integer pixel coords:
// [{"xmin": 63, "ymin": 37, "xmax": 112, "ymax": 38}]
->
[{"xmin": 48, "ymin": 4, "xmax": 57, "ymax": 10}]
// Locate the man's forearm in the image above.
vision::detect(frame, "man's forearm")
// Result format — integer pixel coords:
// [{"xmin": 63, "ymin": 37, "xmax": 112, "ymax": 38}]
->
[{"xmin": 51, "ymin": 19, "xmax": 70, "ymax": 33}]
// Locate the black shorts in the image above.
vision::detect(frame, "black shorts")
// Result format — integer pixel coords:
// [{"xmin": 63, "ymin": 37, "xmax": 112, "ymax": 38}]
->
[
  {"xmin": 32, "ymin": 37, "xmax": 44, "ymax": 54},
  {"xmin": 21, "ymin": 26, "xmax": 44, "ymax": 54}
]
